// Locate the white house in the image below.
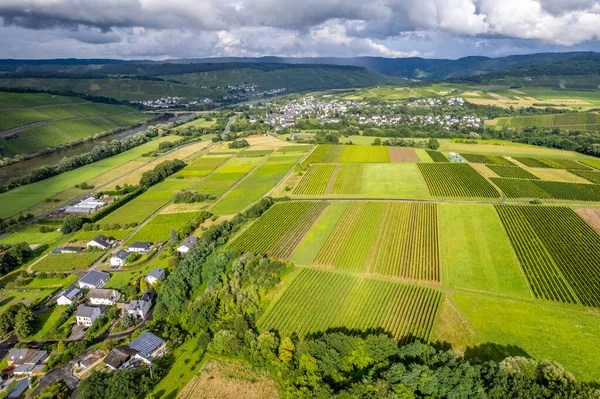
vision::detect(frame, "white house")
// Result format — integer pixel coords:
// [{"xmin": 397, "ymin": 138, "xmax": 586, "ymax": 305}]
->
[
  {"xmin": 145, "ymin": 268, "xmax": 165, "ymax": 285},
  {"xmin": 76, "ymin": 305, "xmax": 104, "ymax": 327},
  {"xmin": 87, "ymin": 234, "xmax": 114, "ymax": 250},
  {"xmin": 128, "ymin": 242, "xmax": 152, "ymax": 253},
  {"xmin": 88, "ymin": 289, "xmax": 121, "ymax": 306},
  {"xmin": 123, "ymin": 291, "xmax": 152, "ymax": 320},
  {"xmin": 177, "ymin": 236, "xmax": 198, "ymax": 254},
  {"xmin": 110, "ymin": 250, "xmax": 129, "ymax": 267},
  {"xmin": 78, "ymin": 270, "xmax": 110, "ymax": 289},
  {"xmin": 56, "ymin": 287, "xmax": 82, "ymax": 306}
]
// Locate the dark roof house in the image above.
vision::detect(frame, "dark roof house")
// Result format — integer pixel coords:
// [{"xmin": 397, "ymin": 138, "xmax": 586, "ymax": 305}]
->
[
  {"xmin": 103, "ymin": 346, "xmax": 138, "ymax": 370},
  {"xmin": 78, "ymin": 270, "xmax": 110, "ymax": 289},
  {"xmin": 87, "ymin": 234, "xmax": 113, "ymax": 249},
  {"xmin": 128, "ymin": 242, "xmax": 152, "ymax": 252}
]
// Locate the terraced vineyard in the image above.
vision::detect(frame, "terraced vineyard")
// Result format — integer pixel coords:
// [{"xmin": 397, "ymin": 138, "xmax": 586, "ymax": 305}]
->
[
  {"xmin": 314, "ymin": 201, "xmax": 440, "ymax": 280},
  {"xmin": 418, "ymin": 163, "xmax": 500, "ymax": 198},
  {"xmin": 339, "ymin": 146, "xmax": 390, "ymax": 163},
  {"xmin": 293, "ymin": 165, "xmax": 335, "ymax": 195},
  {"xmin": 229, "ymin": 201, "xmax": 328, "ymax": 259},
  {"xmin": 425, "ymin": 150, "xmax": 448, "ymax": 162},
  {"xmin": 258, "ymin": 268, "xmax": 443, "ymax": 341},
  {"xmin": 333, "ymin": 164, "xmax": 364, "ymax": 194},
  {"xmin": 496, "ymin": 205, "xmax": 600, "ymax": 307},
  {"xmin": 461, "ymin": 153, "xmax": 514, "ymax": 165},
  {"xmin": 487, "ymin": 165, "xmax": 540, "ymax": 179}
]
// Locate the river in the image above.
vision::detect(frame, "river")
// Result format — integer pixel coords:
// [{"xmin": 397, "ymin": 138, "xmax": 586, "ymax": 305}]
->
[{"xmin": 0, "ymin": 114, "xmax": 195, "ymax": 185}]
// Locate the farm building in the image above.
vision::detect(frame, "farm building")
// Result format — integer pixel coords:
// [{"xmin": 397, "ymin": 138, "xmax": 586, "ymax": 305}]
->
[
  {"xmin": 88, "ymin": 289, "xmax": 121, "ymax": 306},
  {"xmin": 110, "ymin": 250, "xmax": 129, "ymax": 267},
  {"xmin": 64, "ymin": 197, "xmax": 106, "ymax": 215},
  {"xmin": 87, "ymin": 234, "xmax": 114, "ymax": 250},
  {"xmin": 56, "ymin": 286, "xmax": 82, "ymax": 306},
  {"xmin": 78, "ymin": 270, "xmax": 110, "ymax": 289},
  {"xmin": 448, "ymin": 152, "xmax": 465, "ymax": 162}
]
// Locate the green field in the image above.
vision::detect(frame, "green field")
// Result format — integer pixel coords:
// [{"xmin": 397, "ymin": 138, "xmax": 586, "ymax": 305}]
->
[
  {"xmin": 126, "ymin": 212, "xmax": 197, "ymax": 243},
  {"xmin": 491, "ymin": 178, "xmax": 600, "ymax": 201},
  {"xmin": 194, "ymin": 156, "xmax": 262, "ymax": 197},
  {"xmin": 440, "ymin": 203, "xmax": 530, "ymax": 298},
  {"xmin": 259, "ymin": 268, "xmax": 443, "ymax": 341},
  {"xmin": 493, "ymin": 113, "xmax": 600, "ymax": 132},
  {"xmin": 487, "ymin": 164, "xmax": 539, "ymax": 179},
  {"xmin": 211, "ymin": 154, "xmax": 302, "ymax": 214},
  {"xmin": 32, "ymin": 251, "xmax": 104, "ymax": 272},
  {"xmin": 0, "ymin": 92, "xmax": 84, "ymax": 108},
  {"xmin": 0, "ymin": 136, "xmax": 177, "ymax": 218},
  {"xmin": 454, "ymin": 293, "xmax": 600, "ymax": 382},
  {"xmin": 26, "ymin": 305, "xmax": 72, "ymax": 341},
  {"xmin": 174, "ymin": 156, "xmax": 228, "ymax": 178},
  {"xmin": 460, "ymin": 153, "xmax": 514, "ymax": 165}
]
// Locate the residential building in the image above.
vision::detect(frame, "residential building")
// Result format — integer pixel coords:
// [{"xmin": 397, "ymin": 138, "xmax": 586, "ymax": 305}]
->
[
  {"xmin": 76, "ymin": 305, "xmax": 104, "ymax": 327},
  {"xmin": 128, "ymin": 242, "xmax": 152, "ymax": 253},
  {"xmin": 110, "ymin": 250, "xmax": 129, "ymax": 267},
  {"xmin": 88, "ymin": 289, "xmax": 121, "ymax": 306},
  {"xmin": 128, "ymin": 332, "xmax": 166, "ymax": 363},
  {"xmin": 87, "ymin": 234, "xmax": 114, "ymax": 250},
  {"xmin": 145, "ymin": 267, "xmax": 165, "ymax": 285},
  {"xmin": 78, "ymin": 270, "xmax": 110, "ymax": 289},
  {"xmin": 7, "ymin": 348, "xmax": 48, "ymax": 376},
  {"xmin": 56, "ymin": 286, "xmax": 82, "ymax": 306},
  {"xmin": 123, "ymin": 291, "xmax": 152, "ymax": 320},
  {"xmin": 177, "ymin": 235, "xmax": 198, "ymax": 254},
  {"xmin": 103, "ymin": 346, "xmax": 138, "ymax": 370},
  {"xmin": 7, "ymin": 379, "xmax": 29, "ymax": 398}
]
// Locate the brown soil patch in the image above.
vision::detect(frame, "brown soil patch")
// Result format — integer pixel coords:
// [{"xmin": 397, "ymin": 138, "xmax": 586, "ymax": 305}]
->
[
  {"xmin": 245, "ymin": 134, "xmax": 287, "ymax": 149},
  {"xmin": 178, "ymin": 360, "xmax": 279, "ymax": 399},
  {"xmin": 161, "ymin": 203, "xmax": 206, "ymax": 214},
  {"xmin": 388, "ymin": 147, "xmax": 420, "ymax": 162},
  {"xmin": 575, "ymin": 208, "xmax": 600, "ymax": 235},
  {"xmin": 470, "ymin": 163, "xmax": 498, "ymax": 178}
]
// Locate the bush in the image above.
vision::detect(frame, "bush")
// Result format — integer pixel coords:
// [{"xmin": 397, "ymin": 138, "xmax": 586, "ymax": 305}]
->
[{"xmin": 61, "ymin": 216, "xmax": 85, "ymax": 234}]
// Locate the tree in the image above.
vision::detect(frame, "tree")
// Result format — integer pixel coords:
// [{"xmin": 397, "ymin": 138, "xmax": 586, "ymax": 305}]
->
[
  {"xmin": 279, "ymin": 337, "xmax": 295, "ymax": 364},
  {"xmin": 34, "ymin": 381, "xmax": 69, "ymax": 399},
  {"xmin": 61, "ymin": 216, "xmax": 84, "ymax": 234},
  {"xmin": 169, "ymin": 228, "xmax": 179, "ymax": 243},
  {"xmin": 428, "ymin": 138, "xmax": 440, "ymax": 150},
  {"xmin": 56, "ymin": 340, "xmax": 66, "ymax": 353},
  {"xmin": 139, "ymin": 278, "xmax": 149, "ymax": 292},
  {"xmin": 14, "ymin": 307, "xmax": 34, "ymax": 338},
  {"xmin": 120, "ymin": 314, "xmax": 138, "ymax": 329},
  {"xmin": 372, "ymin": 137, "xmax": 382, "ymax": 146}
]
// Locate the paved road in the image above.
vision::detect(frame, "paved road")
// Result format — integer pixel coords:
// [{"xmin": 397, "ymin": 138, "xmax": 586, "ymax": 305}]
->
[{"xmin": 224, "ymin": 115, "xmax": 236, "ymax": 135}]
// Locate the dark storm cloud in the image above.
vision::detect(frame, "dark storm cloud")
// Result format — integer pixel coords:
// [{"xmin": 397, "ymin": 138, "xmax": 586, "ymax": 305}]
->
[{"xmin": 0, "ymin": 0, "xmax": 598, "ymax": 59}]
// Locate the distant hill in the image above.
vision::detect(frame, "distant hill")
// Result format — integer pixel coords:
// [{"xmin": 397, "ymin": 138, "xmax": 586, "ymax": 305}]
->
[
  {"xmin": 469, "ymin": 54, "xmax": 600, "ymax": 79},
  {"xmin": 0, "ymin": 62, "xmax": 400, "ymax": 101}
]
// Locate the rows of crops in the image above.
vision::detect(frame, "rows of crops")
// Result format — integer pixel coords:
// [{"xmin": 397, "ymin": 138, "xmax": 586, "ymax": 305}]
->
[
  {"xmin": 229, "ymin": 201, "xmax": 328, "ymax": 259},
  {"xmin": 487, "ymin": 165, "xmax": 540, "ymax": 179},
  {"xmin": 513, "ymin": 157, "xmax": 589, "ymax": 170},
  {"xmin": 495, "ymin": 113, "xmax": 600, "ymax": 129},
  {"xmin": 339, "ymin": 146, "xmax": 390, "ymax": 163},
  {"xmin": 333, "ymin": 164, "xmax": 364, "ymax": 194},
  {"xmin": 425, "ymin": 150, "xmax": 448, "ymax": 162},
  {"xmin": 258, "ymin": 268, "xmax": 443, "ymax": 341},
  {"xmin": 496, "ymin": 205, "xmax": 600, "ymax": 307},
  {"xmin": 293, "ymin": 165, "xmax": 335, "ymax": 195},
  {"xmin": 370, "ymin": 203, "xmax": 439, "ymax": 281},
  {"xmin": 303, "ymin": 144, "xmax": 331, "ymax": 165},
  {"xmin": 490, "ymin": 178, "xmax": 552, "ymax": 198},
  {"xmin": 570, "ymin": 169, "xmax": 600, "ymax": 184},
  {"xmin": 315, "ymin": 202, "xmax": 386, "ymax": 271},
  {"xmin": 461, "ymin": 153, "xmax": 514, "ymax": 165},
  {"xmin": 535, "ymin": 181, "xmax": 600, "ymax": 201},
  {"xmin": 418, "ymin": 163, "xmax": 500, "ymax": 198},
  {"xmin": 314, "ymin": 201, "xmax": 440, "ymax": 280},
  {"xmin": 322, "ymin": 145, "xmax": 344, "ymax": 163}
]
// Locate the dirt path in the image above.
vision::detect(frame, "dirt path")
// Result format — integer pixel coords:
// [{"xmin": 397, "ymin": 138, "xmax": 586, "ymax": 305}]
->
[{"xmin": 0, "ymin": 112, "xmax": 140, "ymax": 138}]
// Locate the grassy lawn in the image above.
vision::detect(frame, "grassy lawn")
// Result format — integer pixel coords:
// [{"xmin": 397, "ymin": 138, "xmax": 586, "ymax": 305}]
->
[
  {"xmin": 151, "ymin": 338, "xmax": 206, "ymax": 399},
  {"xmin": 0, "ymin": 137, "xmax": 177, "ymax": 219},
  {"xmin": 0, "ymin": 225, "xmax": 63, "ymax": 246},
  {"xmin": 439, "ymin": 203, "xmax": 531, "ymax": 298},
  {"xmin": 32, "ymin": 251, "xmax": 104, "ymax": 272},
  {"xmin": 291, "ymin": 201, "xmax": 349, "ymax": 265},
  {"xmin": 0, "ymin": 289, "xmax": 55, "ymax": 313},
  {"xmin": 125, "ymin": 212, "xmax": 197, "ymax": 244},
  {"xmin": 361, "ymin": 163, "xmax": 431, "ymax": 198},
  {"xmin": 211, "ymin": 154, "xmax": 302, "ymax": 214},
  {"xmin": 22, "ymin": 274, "xmax": 78, "ymax": 289},
  {"xmin": 26, "ymin": 305, "xmax": 71, "ymax": 341},
  {"xmin": 453, "ymin": 293, "xmax": 600, "ymax": 382}
]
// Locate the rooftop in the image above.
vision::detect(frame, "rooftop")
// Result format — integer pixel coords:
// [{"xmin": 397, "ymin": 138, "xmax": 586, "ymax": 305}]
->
[
  {"xmin": 79, "ymin": 270, "xmax": 110, "ymax": 286},
  {"xmin": 128, "ymin": 331, "xmax": 165, "ymax": 357}
]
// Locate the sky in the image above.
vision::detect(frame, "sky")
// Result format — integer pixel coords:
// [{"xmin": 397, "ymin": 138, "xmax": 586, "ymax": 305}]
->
[{"xmin": 0, "ymin": 0, "xmax": 599, "ymax": 60}]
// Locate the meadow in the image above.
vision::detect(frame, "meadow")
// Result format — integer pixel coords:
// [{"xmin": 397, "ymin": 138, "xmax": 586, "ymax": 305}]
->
[
  {"xmin": 211, "ymin": 154, "xmax": 303, "ymax": 214},
  {"xmin": 125, "ymin": 212, "xmax": 197, "ymax": 243},
  {"xmin": 258, "ymin": 268, "xmax": 443, "ymax": 341}
]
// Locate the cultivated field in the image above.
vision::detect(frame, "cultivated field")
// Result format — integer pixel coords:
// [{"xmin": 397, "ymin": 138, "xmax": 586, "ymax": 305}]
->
[
  {"xmin": 487, "ymin": 165, "xmax": 540, "ymax": 179},
  {"xmin": 491, "ymin": 178, "xmax": 600, "ymax": 201},
  {"xmin": 418, "ymin": 163, "xmax": 500, "ymax": 198},
  {"xmin": 258, "ymin": 268, "xmax": 443, "ymax": 341}
]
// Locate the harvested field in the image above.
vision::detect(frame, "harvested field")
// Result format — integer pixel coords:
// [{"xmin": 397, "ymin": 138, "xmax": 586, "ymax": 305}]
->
[
  {"xmin": 388, "ymin": 147, "xmax": 420, "ymax": 162},
  {"xmin": 178, "ymin": 360, "xmax": 279, "ymax": 399},
  {"xmin": 575, "ymin": 208, "xmax": 600, "ymax": 235}
]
